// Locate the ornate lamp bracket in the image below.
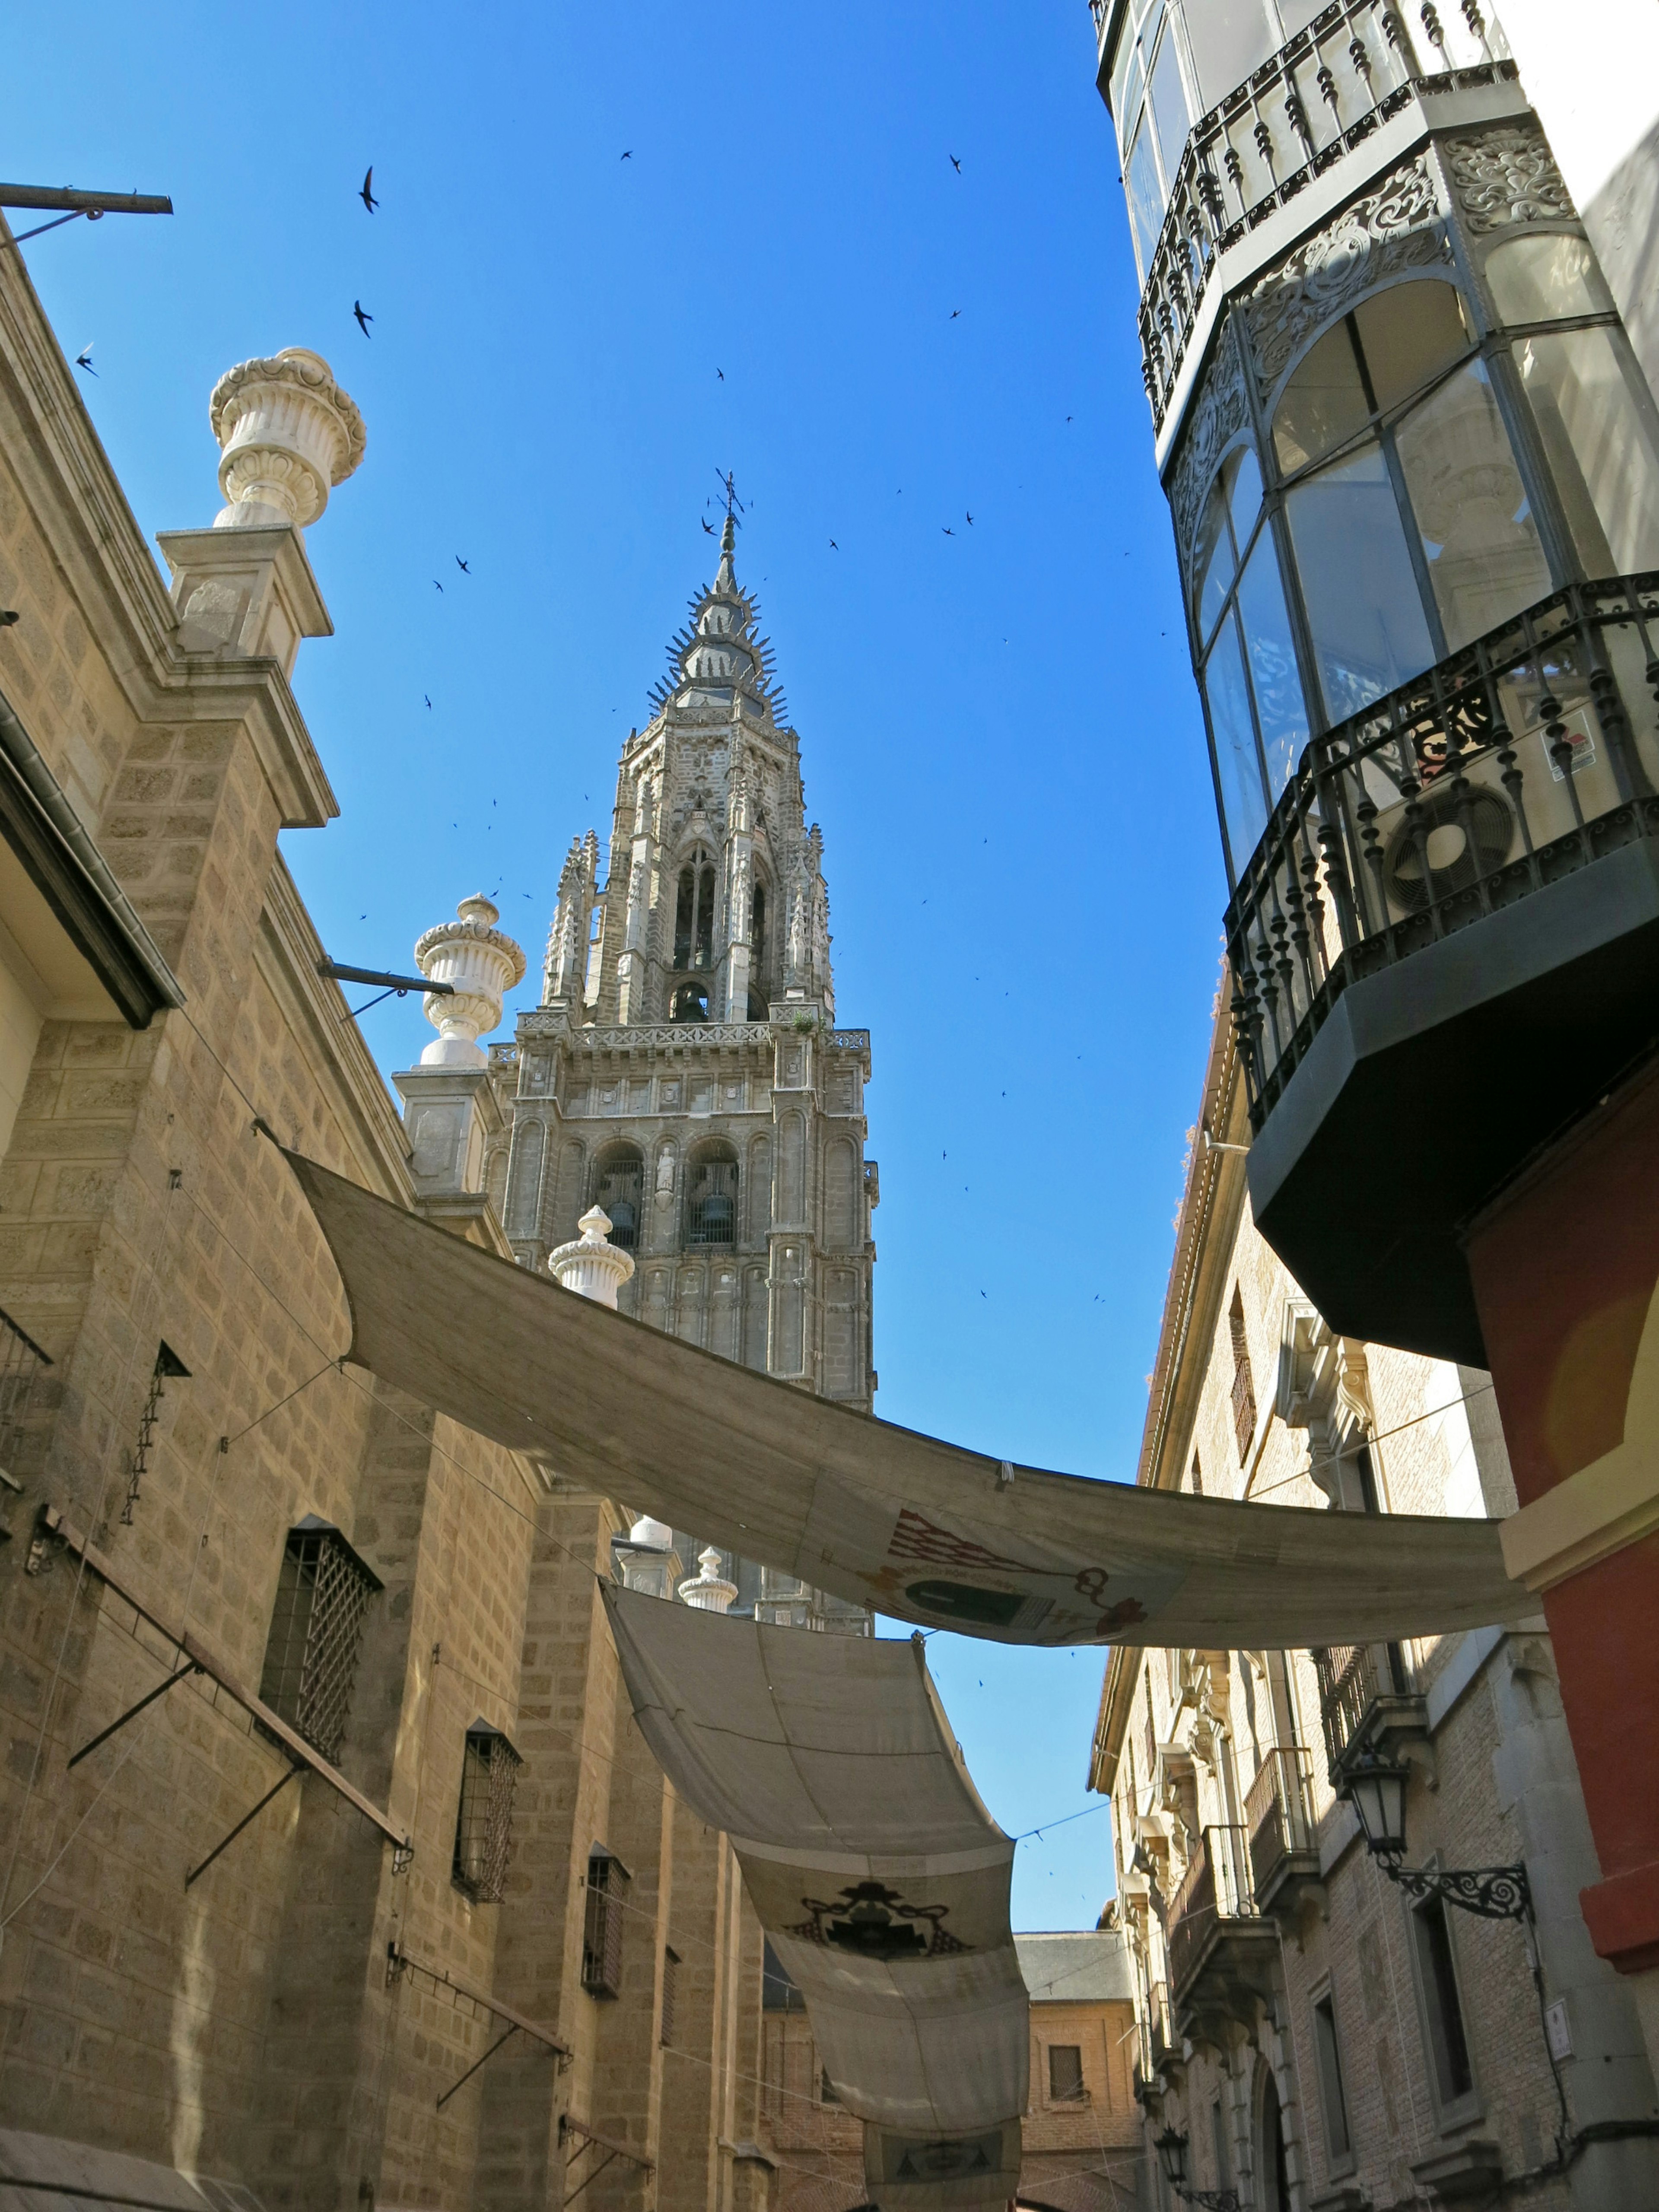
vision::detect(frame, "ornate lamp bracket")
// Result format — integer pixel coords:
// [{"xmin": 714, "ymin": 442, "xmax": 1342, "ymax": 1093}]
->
[{"xmin": 1375, "ymin": 1855, "xmax": 1532, "ymax": 1922}]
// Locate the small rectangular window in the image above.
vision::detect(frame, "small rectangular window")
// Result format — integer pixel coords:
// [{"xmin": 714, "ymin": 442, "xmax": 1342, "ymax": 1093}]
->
[
  {"xmin": 451, "ymin": 1720, "xmax": 522, "ymax": 1903},
  {"xmin": 1312, "ymin": 1992, "xmax": 1353, "ymax": 2166},
  {"xmin": 1048, "ymin": 2044, "xmax": 1086, "ymax": 2103},
  {"xmin": 583, "ymin": 1847, "xmax": 630, "ymax": 1998},
  {"xmin": 661, "ymin": 1948, "xmax": 679, "ymax": 2047},
  {"xmin": 1413, "ymin": 1892, "xmax": 1476, "ymax": 2110},
  {"xmin": 820, "ymin": 2066, "xmax": 841, "ymax": 2105},
  {"xmin": 258, "ymin": 1516, "xmax": 380, "ymax": 1761}
]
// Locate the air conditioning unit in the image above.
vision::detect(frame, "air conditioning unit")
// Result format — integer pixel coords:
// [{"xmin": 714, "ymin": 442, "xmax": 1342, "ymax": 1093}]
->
[{"xmin": 1366, "ymin": 686, "xmax": 1617, "ymax": 928}]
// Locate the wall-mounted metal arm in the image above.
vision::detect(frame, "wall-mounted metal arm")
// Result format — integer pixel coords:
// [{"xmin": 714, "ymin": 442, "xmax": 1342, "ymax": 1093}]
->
[
  {"xmin": 68, "ymin": 1660, "xmax": 200, "ymax": 1768},
  {"xmin": 319, "ymin": 960, "xmax": 453, "ymax": 996},
  {"xmin": 435, "ymin": 2023, "xmax": 518, "ymax": 2111},
  {"xmin": 185, "ymin": 1764, "xmax": 301, "ymax": 1887},
  {"xmin": 1378, "ymin": 1856, "xmax": 1532, "ymax": 1922},
  {"xmin": 0, "ymin": 186, "xmax": 173, "ymax": 214}
]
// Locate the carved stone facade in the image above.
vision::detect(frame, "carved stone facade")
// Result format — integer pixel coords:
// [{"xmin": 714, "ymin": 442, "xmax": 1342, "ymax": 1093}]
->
[{"xmin": 490, "ymin": 521, "xmax": 877, "ymax": 1627}]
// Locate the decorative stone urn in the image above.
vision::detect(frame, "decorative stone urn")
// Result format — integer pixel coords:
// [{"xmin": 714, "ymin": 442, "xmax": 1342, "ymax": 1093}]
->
[
  {"xmin": 547, "ymin": 1206, "xmax": 635, "ymax": 1308},
  {"xmin": 677, "ymin": 1546, "xmax": 738, "ymax": 1614},
  {"xmin": 208, "ymin": 348, "xmax": 366, "ymax": 530},
  {"xmin": 414, "ymin": 896, "xmax": 526, "ymax": 1067}
]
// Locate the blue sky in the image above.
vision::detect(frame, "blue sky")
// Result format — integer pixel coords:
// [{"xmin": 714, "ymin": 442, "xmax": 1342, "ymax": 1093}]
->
[{"xmin": 11, "ymin": 0, "xmax": 1224, "ymax": 1926}]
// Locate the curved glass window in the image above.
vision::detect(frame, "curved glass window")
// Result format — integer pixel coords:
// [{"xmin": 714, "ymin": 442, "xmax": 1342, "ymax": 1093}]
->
[
  {"xmin": 1274, "ymin": 279, "xmax": 1550, "ymax": 717},
  {"xmin": 1485, "ymin": 234, "xmax": 1611, "ymax": 325},
  {"xmin": 1516, "ymin": 326, "xmax": 1659, "ymax": 576},
  {"xmin": 1192, "ymin": 446, "xmax": 1307, "ymax": 872},
  {"xmin": 1113, "ymin": 4, "xmax": 1194, "ymax": 280}
]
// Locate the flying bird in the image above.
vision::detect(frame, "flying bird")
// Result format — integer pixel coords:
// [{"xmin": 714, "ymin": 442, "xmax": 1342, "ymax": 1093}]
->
[
  {"xmin": 950, "ymin": 308, "xmax": 961, "ymax": 319},
  {"xmin": 620, "ymin": 149, "xmax": 632, "ymax": 160},
  {"xmin": 360, "ymin": 167, "xmax": 378, "ymax": 213},
  {"xmin": 424, "ymin": 695, "xmax": 432, "ymax": 708},
  {"xmin": 701, "ymin": 518, "xmax": 715, "ymax": 535},
  {"xmin": 950, "ymin": 155, "xmax": 962, "ymax": 173},
  {"xmin": 353, "ymin": 301, "xmax": 373, "ymax": 337},
  {"xmin": 433, "ymin": 578, "xmax": 444, "ymax": 592},
  {"xmin": 74, "ymin": 346, "xmax": 96, "ymax": 376},
  {"xmin": 942, "ymin": 526, "xmax": 955, "ymax": 537},
  {"xmin": 716, "ymin": 368, "xmax": 725, "ymax": 381},
  {"xmin": 829, "ymin": 540, "xmax": 838, "ymax": 550},
  {"xmin": 966, "ymin": 511, "xmax": 974, "ymax": 525},
  {"xmin": 455, "ymin": 555, "xmax": 470, "ymax": 573}
]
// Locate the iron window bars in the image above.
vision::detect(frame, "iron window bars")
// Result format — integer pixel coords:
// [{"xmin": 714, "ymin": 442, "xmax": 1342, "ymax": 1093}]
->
[
  {"xmin": 592, "ymin": 1151, "xmax": 643, "ymax": 1251},
  {"xmin": 257, "ymin": 1515, "xmax": 381, "ymax": 1762},
  {"xmin": 452, "ymin": 1719, "xmax": 522, "ymax": 1903},
  {"xmin": 0, "ymin": 1303, "xmax": 49, "ymax": 1522},
  {"xmin": 582, "ymin": 1846, "xmax": 630, "ymax": 1997},
  {"xmin": 1227, "ymin": 574, "xmax": 1659, "ymax": 1125},
  {"xmin": 660, "ymin": 1948, "xmax": 679, "ymax": 2047}
]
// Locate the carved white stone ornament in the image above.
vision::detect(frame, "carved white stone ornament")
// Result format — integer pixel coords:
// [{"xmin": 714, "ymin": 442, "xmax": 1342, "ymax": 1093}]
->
[
  {"xmin": 677, "ymin": 1545, "xmax": 738, "ymax": 1614},
  {"xmin": 415, "ymin": 895, "xmax": 527, "ymax": 1067},
  {"xmin": 1246, "ymin": 155, "xmax": 1448, "ymax": 397},
  {"xmin": 1443, "ymin": 124, "xmax": 1575, "ymax": 236},
  {"xmin": 208, "ymin": 348, "xmax": 366, "ymax": 529},
  {"xmin": 547, "ymin": 1204, "xmax": 636, "ymax": 1308}
]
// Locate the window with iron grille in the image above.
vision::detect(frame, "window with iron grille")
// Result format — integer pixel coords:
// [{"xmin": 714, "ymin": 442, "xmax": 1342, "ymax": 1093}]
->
[
  {"xmin": 451, "ymin": 1719, "xmax": 522, "ymax": 1902},
  {"xmin": 592, "ymin": 1147, "xmax": 644, "ymax": 1252},
  {"xmin": 1229, "ymin": 1288, "xmax": 1256, "ymax": 1463},
  {"xmin": 661, "ymin": 1948, "xmax": 679, "ymax": 2047},
  {"xmin": 820, "ymin": 2066, "xmax": 841, "ymax": 2106},
  {"xmin": 1048, "ymin": 2044, "xmax": 1086, "ymax": 2102},
  {"xmin": 686, "ymin": 1150, "xmax": 739, "ymax": 1247},
  {"xmin": 257, "ymin": 1516, "xmax": 380, "ymax": 1761},
  {"xmin": 582, "ymin": 1847, "xmax": 629, "ymax": 1997}
]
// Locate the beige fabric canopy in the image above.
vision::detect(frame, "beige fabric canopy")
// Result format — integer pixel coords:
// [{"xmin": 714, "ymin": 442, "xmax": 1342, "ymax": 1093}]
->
[
  {"xmin": 286, "ymin": 1150, "xmax": 1530, "ymax": 1648},
  {"xmin": 601, "ymin": 1586, "xmax": 1025, "ymax": 2208}
]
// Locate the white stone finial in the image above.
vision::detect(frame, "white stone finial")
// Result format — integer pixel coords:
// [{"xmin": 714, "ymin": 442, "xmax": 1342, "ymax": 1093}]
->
[
  {"xmin": 547, "ymin": 1205, "xmax": 636, "ymax": 1308},
  {"xmin": 629, "ymin": 1512, "xmax": 672, "ymax": 1548},
  {"xmin": 414, "ymin": 895, "xmax": 527, "ymax": 1068},
  {"xmin": 678, "ymin": 1545, "xmax": 738, "ymax": 1615},
  {"xmin": 208, "ymin": 348, "xmax": 365, "ymax": 530}
]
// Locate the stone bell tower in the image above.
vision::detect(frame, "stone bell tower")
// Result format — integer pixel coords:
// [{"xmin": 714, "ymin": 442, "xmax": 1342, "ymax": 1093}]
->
[{"xmin": 486, "ymin": 520, "xmax": 877, "ymax": 1628}]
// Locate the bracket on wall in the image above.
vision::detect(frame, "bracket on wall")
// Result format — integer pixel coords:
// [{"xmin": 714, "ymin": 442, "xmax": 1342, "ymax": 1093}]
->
[
  {"xmin": 559, "ymin": 2115, "xmax": 653, "ymax": 2206},
  {"xmin": 387, "ymin": 1940, "xmax": 569, "ymax": 2109}
]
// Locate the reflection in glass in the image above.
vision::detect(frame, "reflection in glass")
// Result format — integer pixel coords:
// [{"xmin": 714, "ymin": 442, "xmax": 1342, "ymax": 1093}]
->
[
  {"xmin": 1395, "ymin": 359, "xmax": 1550, "ymax": 650},
  {"xmin": 1203, "ymin": 613, "xmax": 1269, "ymax": 871},
  {"xmin": 1186, "ymin": 0, "xmax": 1278, "ymax": 113},
  {"xmin": 1287, "ymin": 441, "xmax": 1436, "ymax": 721},
  {"xmin": 1486, "ymin": 234, "xmax": 1609, "ymax": 325},
  {"xmin": 1273, "ymin": 321, "xmax": 1370, "ymax": 472},
  {"xmin": 1518, "ymin": 327, "xmax": 1659, "ymax": 575},
  {"xmin": 1127, "ymin": 120, "xmax": 1165, "ymax": 283},
  {"xmin": 1236, "ymin": 535, "xmax": 1308, "ymax": 795},
  {"xmin": 1351, "ymin": 281, "xmax": 1469, "ymax": 412},
  {"xmin": 1192, "ymin": 474, "xmax": 1237, "ymax": 642},
  {"xmin": 1149, "ymin": 25, "xmax": 1191, "ymax": 193},
  {"xmin": 1228, "ymin": 445, "xmax": 1264, "ymax": 543}
]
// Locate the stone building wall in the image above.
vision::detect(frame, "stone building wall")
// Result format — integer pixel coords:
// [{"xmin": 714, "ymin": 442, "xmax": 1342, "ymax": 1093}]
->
[
  {"xmin": 1090, "ymin": 1006, "xmax": 1659, "ymax": 2212},
  {"xmin": 0, "ymin": 224, "xmax": 762, "ymax": 2212}
]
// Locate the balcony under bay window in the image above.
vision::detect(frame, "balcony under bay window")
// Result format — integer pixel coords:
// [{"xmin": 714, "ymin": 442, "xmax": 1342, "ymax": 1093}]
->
[
  {"xmin": 1245, "ymin": 1743, "xmax": 1321, "ymax": 1914},
  {"xmin": 1165, "ymin": 1823, "xmax": 1280, "ymax": 2033}
]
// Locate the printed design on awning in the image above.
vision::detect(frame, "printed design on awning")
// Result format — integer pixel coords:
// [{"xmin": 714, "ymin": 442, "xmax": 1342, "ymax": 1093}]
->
[
  {"xmin": 861, "ymin": 1506, "xmax": 1160, "ymax": 1638},
  {"xmin": 784, "ymin": 1880, "xmax": 971, "ymax": 1959}
]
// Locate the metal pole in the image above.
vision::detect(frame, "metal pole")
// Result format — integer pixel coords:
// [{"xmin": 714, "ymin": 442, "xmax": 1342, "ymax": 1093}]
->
[
  {"xmin": 184, "ymin": 1764, "xmax": 300, "ymax": 1888},
  {"xmin": 0, "ymin": 186, "xmax": 172, "ymax": 215},
  {"xmin": 435, "ymin": 2022, "xmax": 518, "ymax": 2110},
  {"xmin": 68, "ymin": 1661, "xmax": 200, "ymax": 1767}
]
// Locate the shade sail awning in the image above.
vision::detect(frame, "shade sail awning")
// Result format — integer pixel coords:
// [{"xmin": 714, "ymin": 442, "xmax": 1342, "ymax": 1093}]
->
[
  {"xmin": 601, "ymin": 1586, "xmax": 1025, "ymax": 2206},
  {"xmin": 286, "ymin": 1150, "xmax": 1530, "ymax": 1648}
]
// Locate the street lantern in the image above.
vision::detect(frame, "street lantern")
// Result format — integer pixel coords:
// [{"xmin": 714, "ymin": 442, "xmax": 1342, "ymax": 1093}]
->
[
  {"xmin": 1343, "ymin": 1749, "xmax": 1531, "ymax": 1923},
  {"xmin": 1345, "ymin": 1751, "xmax": 1409, "ymax": 1860},
  {"xmin": 1154, "ymin": 2124, "xmax": 1240, "ymax": 2212}
]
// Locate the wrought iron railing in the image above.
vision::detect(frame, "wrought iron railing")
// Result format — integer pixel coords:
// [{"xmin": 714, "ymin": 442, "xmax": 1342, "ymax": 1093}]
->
[
  {"xmin": 1168, "ymin": 1824, "xmax": 1258, "ymax": 1993},
  {"xmin": 1228, "ymin": 576, "xmax": 1659, "ymax": 1126},
  {"xmin": 1246, "ymin": 1745, "xmax": 1316, "ymax": 1898},
  {"xmin": 1314, "ymin": 1642, "xmax": 1414, "ymax": 1775},
  {"xmin": 0, "ymin": 1303, "xmax": 50, "ymax": 1487},
  {"xmin": 1148, "ymin": 1977, "xmax": 1174, "ymax": 2066},
  {"xmin": 1135, "ymin": 0, "xmax": 1513, "ymax": 426}
]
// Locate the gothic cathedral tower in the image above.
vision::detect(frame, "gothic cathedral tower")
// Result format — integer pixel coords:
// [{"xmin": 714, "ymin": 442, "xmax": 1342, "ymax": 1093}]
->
[{"xmin": 488, "ymin": 521, "xmax": 877, "ymax": 1617}]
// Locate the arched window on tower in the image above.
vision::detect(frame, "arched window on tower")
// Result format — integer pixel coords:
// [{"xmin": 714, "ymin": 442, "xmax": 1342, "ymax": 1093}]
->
[
  {"xmin": 751, "ymin": 884, "xmax": 767, "ymax": 971},
  {"xmin": 591, "ymin": 1144, "xmax": 644, "ymax": 1252},
  {"xmin": 686, "ymin": 1141, "xmax": 739, "ymax": 1248},
  {"xmin": 673, "ymin": 849, "xmax": 718, "ymax": 971}
]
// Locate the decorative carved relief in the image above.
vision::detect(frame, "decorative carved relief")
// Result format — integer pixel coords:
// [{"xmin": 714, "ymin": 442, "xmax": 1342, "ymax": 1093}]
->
[
  {"xmin": 1443, "ymin": 123, "xmax": 1575, "ymax": 235},
  {"xmin": 1169, "ymin": 317, "xmax": 1250, "ymax": 581},
  {"xmin": 1246, "ymin": 155, "xmax": 1449, "ymax": 399}
]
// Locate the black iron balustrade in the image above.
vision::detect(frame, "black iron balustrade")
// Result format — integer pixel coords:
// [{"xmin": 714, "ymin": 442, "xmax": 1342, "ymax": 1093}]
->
[
  {"xmin": 1136, "ymin": 0, "xmax": 1512, "ymax": 425},
  {"xmin": 1166, "ymin": 1824, "xmax": 1259, "ymax": 1997},
  {"xmin": 1227, "ymin": 575, "xmax": 1659, "ymax": 1129},
  {"xmin": 1245, "ymin": 1744, "xmax": 1316, "ymax": 1901},
  {"xmin": 1314, "ymin": 1640, "xmax": 1422, "ymax": 1781}
]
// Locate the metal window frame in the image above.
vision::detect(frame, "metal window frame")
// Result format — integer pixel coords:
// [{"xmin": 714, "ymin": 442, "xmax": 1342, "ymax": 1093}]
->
[
  {"xmin": 451, "ymin": 1716, "xmax": 523, "ymax": 1904},
  {"xmin": 582, "ymin": 1845, "xmax": 630, "ymax": 1997},
  {"xmin": 258, "ymin": 1515, "xmax": 381, "ymax": 1763}
]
